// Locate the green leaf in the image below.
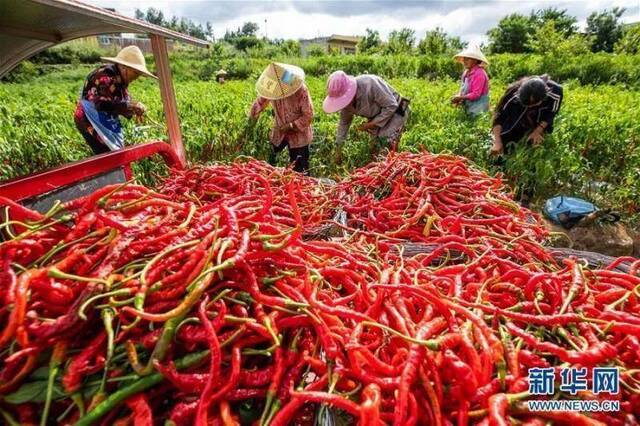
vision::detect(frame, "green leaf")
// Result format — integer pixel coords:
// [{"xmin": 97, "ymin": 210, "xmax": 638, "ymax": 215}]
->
[
  {"xmin": 3, "ymin": 381, "xmax": 48, "ymax": 404},
  {"xmin": 2, "ymin": 380, "xmax": 66, "ymax": 404}
]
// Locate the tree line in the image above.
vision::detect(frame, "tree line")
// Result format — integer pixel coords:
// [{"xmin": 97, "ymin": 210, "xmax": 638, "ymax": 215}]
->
[{"xmin": 130, "ymin": 6, "xmax": 640, "ymax": 56}]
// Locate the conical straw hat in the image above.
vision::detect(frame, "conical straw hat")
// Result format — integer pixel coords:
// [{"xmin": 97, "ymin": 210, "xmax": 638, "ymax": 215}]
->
[
  {"xmin": 256, "ymin": 62, "xmax": 305, "ymax": 100},
  {"xmin": 454, "ymin": 45, "xmax": 489, "ymax": 67},
  {"xmin": 101, "ymin": 45, "xmax": 157, "ymax": 79}
]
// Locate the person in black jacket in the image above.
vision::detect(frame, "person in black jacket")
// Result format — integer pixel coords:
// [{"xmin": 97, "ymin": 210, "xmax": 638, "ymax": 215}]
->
[{"xmin": 490, "ymin": 74, "xmax": 563, "ymax": 155}]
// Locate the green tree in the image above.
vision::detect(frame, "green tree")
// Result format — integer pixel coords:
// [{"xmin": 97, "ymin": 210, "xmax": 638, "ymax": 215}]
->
[
  {"xmin": 144, "ymin": 8, "xmax": 165, "ymax": 26},
  {"xmin": 274, "ymin": 39, "xmax": 300, "ymax": 56},
  {"xmin": 615, "ymin": 24, "xmax": 640, "ymax": 54},
  {"xmin": 223, "ymin": 22, "xmax": 262, "ymax": 51},
  {"xmin": 530, "ymin": 7, "xmax": 577, "ymax": 36},
  {"xmin": 205, "ymin": 22, "xmax": 214, "ymax": 41},
  {"xmin": 527, "ymin": 21, "xmax": 590, "ymax": 56},
  {"xmin": 586, "ymin": 7, "xmax": 626, "ymax": 52},
  {"xmin": 306, "ymin": 44, "xmax": 326, "ymax": 57},
  {"xmin": 385, "ymin": 28, "xmax": 416, "ymax": 54},
  {"xmin": 358, "ymin": 29, "xmax": 382, "ymax": 54},
  {"xmin": 417, "ymin": 27, "xmax": 466, "ymax": 54},
  {"xmin": 241, "ymin": 22, "xmax": 260, "ymax": 37},
  {"xmin": 487, "ymin": 13, "xmax": 534, "ymax": 53},
  {"xmin": 134, "ymin": 7, "xmax": 212, "ymax": 40}
]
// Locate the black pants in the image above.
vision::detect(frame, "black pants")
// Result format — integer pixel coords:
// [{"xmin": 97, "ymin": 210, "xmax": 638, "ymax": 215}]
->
[
  {"xmin": 269, "ymin": 140, "xmax": 310, "ymax": 174},
  {"xmin": 76, "ymin": 120, "xmax": 110, "ymax": 155}
]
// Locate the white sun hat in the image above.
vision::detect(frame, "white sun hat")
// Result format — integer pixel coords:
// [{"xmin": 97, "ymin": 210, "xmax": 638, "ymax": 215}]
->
[
  {"xmin": 453, "ymin": 45, "xmax": 489, "ymax": 67},
  {"xmin": 101, "ymin": 45, "xmax": 157, "ymax": 79}
]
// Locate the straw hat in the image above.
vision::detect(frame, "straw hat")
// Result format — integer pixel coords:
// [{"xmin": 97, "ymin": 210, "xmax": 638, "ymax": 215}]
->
[
  {"xmin": 256, "ymin": 62, "xmax": 305, "ymax": 100},
  {"xmin": 101, "ymin": 46, "xmax": 157, "ymax": 79},
  {"xmin": 216, "ymin": 69, "xmax": 228, "ymax": 76},
  {"xmin": 454, "ymin": 45, "xmax": 489, "ymax": 67}
]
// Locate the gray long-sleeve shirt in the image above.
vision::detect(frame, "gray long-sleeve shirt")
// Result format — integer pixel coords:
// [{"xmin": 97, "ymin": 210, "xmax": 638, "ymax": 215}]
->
[{"xmin": 336, "ymin": 75, "xmax": 407, "ymax": 145}]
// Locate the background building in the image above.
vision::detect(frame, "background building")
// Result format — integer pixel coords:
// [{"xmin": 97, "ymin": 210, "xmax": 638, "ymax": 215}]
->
[{"xmin": 300, "ymin": 34, "xmax": 362, "ymax": 56}]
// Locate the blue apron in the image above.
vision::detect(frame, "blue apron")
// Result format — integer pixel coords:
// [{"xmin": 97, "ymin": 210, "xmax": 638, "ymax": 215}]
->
[
  {"xmin": 80, "ymin": 99, "xmax": 124, "ymax": 151},
  {"xmin": 461, "ymin": 77, "xmax": 489, "ymax": 116}
]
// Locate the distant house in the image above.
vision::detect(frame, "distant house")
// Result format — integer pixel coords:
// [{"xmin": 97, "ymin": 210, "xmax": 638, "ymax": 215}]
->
[
  {"xmin": 67, "ymin": 8, "xmax": 174, "ymax": 54},
  {"xmin": 300, "ymin": 34, "xmax": 362, "ymax": 56},
  {"xmin": 96, "ymin": 35, "xmax": 175, "ymax": 53},
  {"xmin": 68, "ymin": 35, "xmax": 174, "ymax": 54}
]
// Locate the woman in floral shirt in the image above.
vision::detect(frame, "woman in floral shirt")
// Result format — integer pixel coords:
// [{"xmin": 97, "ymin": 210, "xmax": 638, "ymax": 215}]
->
[
  {"xmin": 74, "ymin": 46, "xmax": 155, "ymax": 155},
  {"xmin": 249, "ymin": 63, "xmax": 314, "ymax": 174}
]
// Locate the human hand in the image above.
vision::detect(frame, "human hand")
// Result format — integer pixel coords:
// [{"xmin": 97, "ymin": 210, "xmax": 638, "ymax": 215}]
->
[
  {"xmin": 451, "ymin": 95, "xmax": 464, "ymax": 105},
  {"xmin": 356, "ymin": 122, "xmax": 375, "ymax": 133},
  {"xmin": 490, "ymin": 137, "xmax": 504, "ymax": 156},
  {"xmin": 130, "ymin": 101, "xmax": 146, "ymax": 116},
  {"xmin": 529, "ymin": 129, "xmax": 544, "ymax": 146}
]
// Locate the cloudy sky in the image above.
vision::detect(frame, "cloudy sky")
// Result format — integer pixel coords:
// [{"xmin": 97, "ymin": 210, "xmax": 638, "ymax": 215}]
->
[{"xmin": 88, "ymin": 0, "xmax": 640, "ymax": 45}]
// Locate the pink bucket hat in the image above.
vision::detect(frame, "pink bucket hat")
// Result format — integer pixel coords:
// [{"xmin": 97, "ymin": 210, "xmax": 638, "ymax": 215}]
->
[{"xmin": 323, "ymin": 70, "xmax": 357, "ymax": 113}]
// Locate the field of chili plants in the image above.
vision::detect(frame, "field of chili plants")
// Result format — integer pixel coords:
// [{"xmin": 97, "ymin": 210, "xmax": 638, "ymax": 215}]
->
[
  {"xmin": 0, "ymin": 69, "xmax": 639, "ymax": 216},
  {"xmin": 2, "ymin": 151, "xmax": 640, "ymax": 425}
]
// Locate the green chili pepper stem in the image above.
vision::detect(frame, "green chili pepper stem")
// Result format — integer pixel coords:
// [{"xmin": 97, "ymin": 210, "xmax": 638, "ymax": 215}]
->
[
  {"xmin": 178, "ymin": 204, "xmax": 197, "ymax": 229},
  {"xmin": 260, "ymin": 392, "xmax": 276, "ymax": 426},
  {"xmin": 131, "ymin": 313, "xmax": 187, "ymax": 376},
  {"xmin": 48, "ymin": 268, "xmax": 108, "ymax": 285},
  {"xmin": 225, "ymin": 315, "xmax": 257, "ymax": 324},
  {"xmin": 242, "ymin": 346, "xmax": 276, "ymax": 356},
  {"xmin": 0, "ymin": 219, "xmax": 37, "ymax": 232},
  {"xmin": 76, "ymin": 350, "xmax": 209, "ymax": 426},
  {"xmin": 11, "ymin": 215, "xmax": 73, "ymax": 242},
  {"xmin": 79, "ymin": 289, "xmax": 131, "ymax": 321},
  {"xmin": 71, "ymin": 392, "xmax": 86, "ymax": 418},
  {"xmin": 99, "ymin": 309, "xmax": 116, "ymax": 393},
  {"xmin": 361, "ymin": 321, "xmax": 440, "ymax": 349},
  {"xmin": 108, "ymin": 295, "xmax": 137, "ymax": 307},
  {"xmin": 264, "ymin": 399, "xmax": 282, "ymax": 426},
  {"xmin": 81, "ymin": 229, "xmax": 119, "ymax": 255},
  {"xmin": 253, "ymin": 227, "xmax": 296, "ymax": 242},
  {"xmin": 32, "ymin": 231, "xmax": 101, "ymax": 268},
  {"xmin": 263, "ymin": 316, "xmax": 281, "ymax": 347},
  {"xmin": 97, "ymin": 180, "xmax": 133, "ymax": 207},
  {"xmin": 41, "ymin": 343, "xmax": 66, "ymax": 426},
  {"xmin": 56, "ymin": 399, "xmax": 76, "ymax": 423},
  {"xmin": 41, "ymin": 361, "xmax": 60, "ymax": 426},
  {"xmin": 0, "ymin": 408, "xmax": 20, "ymax": 426},
  {"xmin": 262, "ymin": 227, "xmax": 301, "ymax": 251},
  {"xmin": 223, "ymin": 296, "xmax": 248, "ymax": 306},
  {"xmin": 270, "ymin": 305, "xmax": 302, "ymax": 316}
]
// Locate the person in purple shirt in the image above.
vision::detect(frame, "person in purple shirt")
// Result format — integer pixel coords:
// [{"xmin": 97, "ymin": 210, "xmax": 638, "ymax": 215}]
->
[{"xmin": 451, "ymin": 46, "xmax": 490, "ymax": 116}]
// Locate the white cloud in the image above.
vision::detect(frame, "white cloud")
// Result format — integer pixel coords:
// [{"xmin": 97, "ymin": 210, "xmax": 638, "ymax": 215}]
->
[{"xmin": 87, "ymin": 0, "xmax": 640, "ymax": 43}]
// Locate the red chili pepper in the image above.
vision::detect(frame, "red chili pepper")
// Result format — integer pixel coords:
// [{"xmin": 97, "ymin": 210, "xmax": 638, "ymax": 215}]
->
[
  {"xmin": 124, "ymin": 394, "xmax": 153, "ymax": 426},
  {"xmin": 488, "ymin": 393, "xmax": 509, "ymax": 426},
  {"xmin": 62, "ymin": 331, "xmax": 107, "ymax": 393},
  {"xmin": 360, "ymin": 383, "xmax": 381, "ymax": 426}
]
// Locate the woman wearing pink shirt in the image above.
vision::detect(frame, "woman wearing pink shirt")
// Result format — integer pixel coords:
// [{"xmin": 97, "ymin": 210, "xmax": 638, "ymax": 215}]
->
[{"xmin": 451, "ymin": 46, "xmax": 490, "ymax": 116}]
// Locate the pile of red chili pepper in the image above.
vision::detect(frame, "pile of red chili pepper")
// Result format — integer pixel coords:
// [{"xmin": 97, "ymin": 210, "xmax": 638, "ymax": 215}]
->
[
  {"xmin": 159, "ymin": 159, "xmax": 340, "ymax": 230},
  {"xmin": 1, "ymin": 152, "xmax": 639, "ymax": 426}
]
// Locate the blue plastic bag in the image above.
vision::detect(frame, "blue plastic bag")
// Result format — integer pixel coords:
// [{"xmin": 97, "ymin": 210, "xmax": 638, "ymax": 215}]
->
[
  {"xmin": 543, "ymin": 196, "xmax": 596, "ymax": 228},
  {"xmin": 80, "ymin": 100, "xmax": 124, "ymax": 151}
]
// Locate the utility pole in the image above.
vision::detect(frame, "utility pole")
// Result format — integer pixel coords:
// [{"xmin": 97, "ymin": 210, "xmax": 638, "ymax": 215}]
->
[{"xmin": 264, "ymin": 18, "xmax": 267, "ymax": 39}]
